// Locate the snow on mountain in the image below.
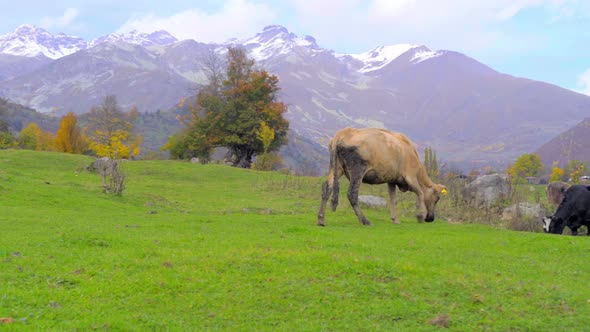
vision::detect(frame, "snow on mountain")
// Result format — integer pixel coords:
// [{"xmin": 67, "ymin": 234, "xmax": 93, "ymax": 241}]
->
[
  {"xmin": 0, "ymin": 25, "xmax": 86, "ymax": 59},
  {"xmin": 0, "ymin": 25, "xmax": 179, "ymax": 60},
  {"xmin": 411, "ymin": 48, "xmax": 445, "ymax": 64},
  {"xmin": 229, "ymin": 25, "xmax": 321, "ymax": 61},
  {"xmin": 341, "ymin": 44, "xmax": 416, "ymax": 72},
  {"xmin": 89, "ymin": 30, "xmax": 178, "ymax": 48}
]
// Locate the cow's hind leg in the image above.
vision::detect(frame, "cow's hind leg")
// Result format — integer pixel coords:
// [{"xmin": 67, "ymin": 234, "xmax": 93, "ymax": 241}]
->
[
  {"xmin": 388, "ymin": 183, "xmax": 400, "ymax": 224},
  {"xmin": 348, "ymin": 173, "xmax": 371, "ymax": 226}
]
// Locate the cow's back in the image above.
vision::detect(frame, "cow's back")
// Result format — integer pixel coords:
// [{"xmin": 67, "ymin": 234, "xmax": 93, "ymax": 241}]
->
[
  {"xmin": 555, "ymin": 185, "xmax": 590, "ymax": 221},
  {"xmin": 332, "ymin": 128, "xmax": 418, "ymax": 170}
]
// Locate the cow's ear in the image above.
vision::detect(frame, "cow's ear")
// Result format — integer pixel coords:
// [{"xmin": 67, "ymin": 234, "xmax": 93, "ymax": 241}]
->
[{"xmin": 439, "ymin": 185, "xmax": 448, "ymax": 196}]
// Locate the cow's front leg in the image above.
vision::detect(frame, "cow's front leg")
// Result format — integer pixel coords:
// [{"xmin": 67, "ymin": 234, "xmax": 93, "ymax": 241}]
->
[
  {"xmin": 414, "ymin": 190, "xmax": 426, "ymax": 223},
  {"xmin": 388, "ymin": 183, "xmax": 399, "ymax": 224}
]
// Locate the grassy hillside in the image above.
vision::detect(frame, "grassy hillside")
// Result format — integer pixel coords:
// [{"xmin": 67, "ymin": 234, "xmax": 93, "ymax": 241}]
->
[{"xmin": 0, "ymin": 150, "xmax": 588, "ymax": 330}]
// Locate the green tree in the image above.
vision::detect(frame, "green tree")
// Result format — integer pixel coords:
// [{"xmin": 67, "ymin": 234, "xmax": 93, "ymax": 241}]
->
[
  {"xmin": 179, "ymin": 47, "xmax": 289, "ymax": 168},
  {"xmin": 508, "ymin": 153, "xmax": 543, "ymax": 180},
  {"xmin": 424, "ymin": 147, "xmax": 439, "ymax": 180},
  {"xmin": 0, "ymin": 119, "xmax": 14, "ymax": 149}
]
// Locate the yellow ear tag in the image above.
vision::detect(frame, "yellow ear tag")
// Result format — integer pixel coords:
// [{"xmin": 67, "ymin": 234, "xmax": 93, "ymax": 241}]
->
[{"xmin": 441, "ymin": 188, "xmax": 448, "ymax": 195}]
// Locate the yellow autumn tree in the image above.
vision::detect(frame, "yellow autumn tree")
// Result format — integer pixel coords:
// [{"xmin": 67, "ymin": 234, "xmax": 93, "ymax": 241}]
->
[
  {"xmin": 549, "ymin": 161, "xmax": 564, "ymax": 183},
  {"xmin": 85, "ymin": 96, "xmax": 141, "ymax": 159},
  {"xmin": 55, "ymin": 112, "xmax": 86, "ymax": 154},
  {"xmin": 252, "ymin": 121, "xmax": 282, "ymax": 171},
  {"xmin": 18, "ymin": 123, "xmax": 55, "ymax": 151},
  {"xmin": 17, "ymin": 123, "xmax": 40, "ymax": 150}
]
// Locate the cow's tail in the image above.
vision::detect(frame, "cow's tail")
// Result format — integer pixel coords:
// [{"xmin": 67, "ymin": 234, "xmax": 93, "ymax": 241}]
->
[{"xmin": 330, "ymin": 145, "xmax": 340, "ymax": 211}]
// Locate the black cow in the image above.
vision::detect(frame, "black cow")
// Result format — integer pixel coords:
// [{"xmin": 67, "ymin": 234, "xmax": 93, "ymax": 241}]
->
[{"xmin": 542, "ymin": 185, "xmax": 590, "ymax": 235}]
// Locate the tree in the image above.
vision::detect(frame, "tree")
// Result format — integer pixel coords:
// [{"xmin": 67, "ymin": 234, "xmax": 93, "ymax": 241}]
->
[
  {"xmin": 549, "ymin": 161, "xmax": 564, "ymax": 183},
  {"xmin": 565, "ymin": 160, "xmax": 587, "ymax": 184},
  {"xmin": 424, "ymin": 147, "xmax": 439, "ymax": 180},
  {"xmin": 17, "ymin": 123, "xmax": 54, "ymax": 151},
  {"xmin": 252, "ymin": 121, "xmax": 283, "ymax": 171},
  {"xmin": 55, "ymin": 112, "xmax": 86, "ymax": 154},
  {"xmin": 17, "ymin": 123, "xmax": 40, "ymax": 150},
  {"xmin": 181, "ymin": 47, "xmax": 289, "ymax": 168},
  {"xmin": 0, "ymin": 119, "xmax": 14, "ymax": 149},
  {"xmin": 86, "ymin": 96, "xmax": 141, "ymax": 159},
  {"xmin": 508, "ymin": 153, "xmax": 543, "ymax": 180},
  {"xmin": 85, "ymin": 96, "xmax": 141, "ymax": 195}
]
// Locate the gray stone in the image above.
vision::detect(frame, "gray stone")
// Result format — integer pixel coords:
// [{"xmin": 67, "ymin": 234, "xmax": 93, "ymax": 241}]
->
[
  {"xmin": 86, "ymin": 157, "xmax": 111, "ymax": 172},
  {"xmin": 502, "ymin": 203, "xmax": 546, "ymax": 221},
  {"xmin": 358, "ymin": 195, "xmax": 387, "ymax": 208},
  {"xmin": 463, "ymin": 173, "xmax": 511, "ymax": 208},
  {"xmin": 190, "ymin": 157, "xmax": 200, "ymax": 164}
]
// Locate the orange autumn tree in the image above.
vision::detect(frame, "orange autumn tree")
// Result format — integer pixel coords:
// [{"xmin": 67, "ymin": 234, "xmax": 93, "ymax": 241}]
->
[{"xmin": 55, "ymin": 112, "xmax": 86, "ymax": 154}]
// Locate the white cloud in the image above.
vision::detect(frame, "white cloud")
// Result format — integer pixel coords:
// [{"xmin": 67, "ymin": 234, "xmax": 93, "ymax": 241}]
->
[
  {"xmin": 577, "ymin": 68, "xmax": 590, "ymax": 96},
  {"xmin": 39, "ymin": 8, "xmax": 79, "ymax": 29},
  {"xmin": 117, "ymin": 0, "xmax": 277, "ymax": 42},
  {"xmin": 283, "ymin": 0, "xmax": 581, "ymax": 54}
]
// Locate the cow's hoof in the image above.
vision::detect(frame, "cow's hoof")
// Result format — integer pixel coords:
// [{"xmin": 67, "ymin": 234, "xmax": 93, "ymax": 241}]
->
[{"xmin": 391, "ymin": 218, "xmax": 400, "ymax": 224}]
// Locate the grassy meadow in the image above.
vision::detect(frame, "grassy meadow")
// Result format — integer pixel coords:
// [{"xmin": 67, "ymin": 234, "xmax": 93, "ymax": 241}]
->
[{"xmin": 1, "ymin": 150, "xmax": 589, "ymax": 330}]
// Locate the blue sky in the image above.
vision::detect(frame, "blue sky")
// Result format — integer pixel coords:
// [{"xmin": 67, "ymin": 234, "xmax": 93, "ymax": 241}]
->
[{"xmin": 2, "ymin": 0, "xmax": 589, "ymax": 95}]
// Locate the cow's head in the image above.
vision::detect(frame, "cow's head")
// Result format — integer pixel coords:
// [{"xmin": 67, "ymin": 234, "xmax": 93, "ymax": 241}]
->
[
  {"xmin": 424, "ymin": 184, "xmax": 448, "ymax": 222},
  {"xmin": 541, "ymin": 216, "xmax": 565, "ymax": 234}
]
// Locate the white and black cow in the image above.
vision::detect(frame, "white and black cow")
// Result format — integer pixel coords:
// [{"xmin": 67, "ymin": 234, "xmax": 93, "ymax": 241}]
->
[{"xmin": 542, "ymin": 184, "xmax": 590, "ymax": 235}]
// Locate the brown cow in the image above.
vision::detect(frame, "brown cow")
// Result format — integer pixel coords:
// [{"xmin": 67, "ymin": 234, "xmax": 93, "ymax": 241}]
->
[
  {"xmin": 317, "ymin": 127, "xmax": 447, "ymax": 226},
  {"xmin": 546, "ymin": 181, "xmax": 569, "ymax": 205}
]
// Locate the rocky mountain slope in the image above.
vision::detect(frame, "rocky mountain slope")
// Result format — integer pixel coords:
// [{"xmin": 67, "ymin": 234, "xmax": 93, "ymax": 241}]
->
[
  {"xmin": 535, "ymin": 118, "xmax": 590, "ymax": 168},
  {"xmin": 1, "ymin": 24, "xmax": 589, "ymax": 171}
]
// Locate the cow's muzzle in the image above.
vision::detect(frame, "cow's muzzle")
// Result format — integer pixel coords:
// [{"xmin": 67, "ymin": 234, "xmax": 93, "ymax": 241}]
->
[{"xmin": 425, "ymin": 215, "xmax": 435, "ymax": 222}]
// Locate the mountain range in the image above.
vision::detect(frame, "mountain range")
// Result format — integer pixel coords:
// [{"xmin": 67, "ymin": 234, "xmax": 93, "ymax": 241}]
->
[{"xmin": 1, "ymin": 24, "xmax": 589, "ymax": 172}]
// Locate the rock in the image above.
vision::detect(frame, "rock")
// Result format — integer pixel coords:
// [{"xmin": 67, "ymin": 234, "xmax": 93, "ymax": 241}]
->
[
  {"xmin": 502, "ymin": 203, "xmax": 546, "ymax": 221},
  {"xmin": 190, "ymin": 157, "xmax": 200, "ymax": 164},
  {"xmin": 358, "ymin": 195, "xmax": 387, "ymax": 208},
  {"xmin": 463, "ymin": 173, "xmax": 511, "ymax": 208},
  {"xmin": 546, "ymin": 181, "xmax": 569, "ymax": 205},
  {"xmin": 86, "ymin": 157, "xmax": 111, "ymax": 172}
]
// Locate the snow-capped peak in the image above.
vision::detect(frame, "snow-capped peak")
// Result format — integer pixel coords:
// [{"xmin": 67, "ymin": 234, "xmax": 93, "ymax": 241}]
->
[
  {"xmin": 338, "ymin": 44, "xmax": 416, "ymax": 73},
  {"xmin": 90, "ymin": 30, "xmax": 178, "ymax": 48},
  {"xmin": 229, "ymin": 25, "xmax": 320, "ymax": 61},
  {"xmin": 410, "ymin": 47, "xmax": 446, "ymax": 64},
  {"xmin": 0, "ymin": 24, "xmax": 87, "ymax": 59}
]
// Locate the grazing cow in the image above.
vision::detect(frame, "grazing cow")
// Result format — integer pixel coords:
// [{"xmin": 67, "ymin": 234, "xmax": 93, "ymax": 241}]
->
[
  {"xmin": 546, "ymin": 181, "xmax": 569, "ymax": 205},
  {"xmin": 317, "ymin": 127, "xmax": 447, "ymax": 226},
  {"xmin": 542, "ymin": 185, "xmax": 590, "ymax": 235}
]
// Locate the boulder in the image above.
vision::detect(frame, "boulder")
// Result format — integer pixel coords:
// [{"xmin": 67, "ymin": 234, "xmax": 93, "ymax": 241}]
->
[
  {"xmin": 86, "ymin": 157, "xmax": 111, "ymax": 172},
  {"xmin": 358, "ymin": 195, "xmax": 387, "ymax": 208},
  {"xmin": 190, "ymin": 157, "xmax": 200, "ymax": 164},
  {"xmin": 502, "ymin": 202, "xmax": 546, "ymax": 221},
  {"xmin": 546, "ymin": 181, "xmax": 569, "ymax": 205},
  {"xmin": 463, "ymin": 173, "xmax": 511, "ymax": 208}
]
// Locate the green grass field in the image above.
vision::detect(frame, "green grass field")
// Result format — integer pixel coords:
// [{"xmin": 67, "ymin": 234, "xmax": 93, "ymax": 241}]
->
[{"xmin": 1, "ymin": 150, "xmax": 589, "ymax": 331}]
